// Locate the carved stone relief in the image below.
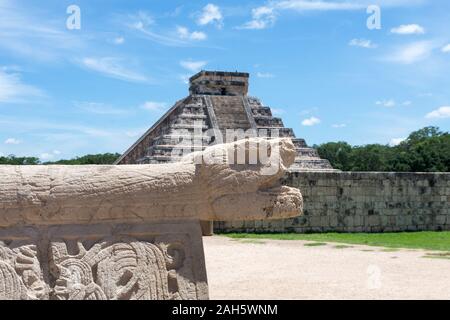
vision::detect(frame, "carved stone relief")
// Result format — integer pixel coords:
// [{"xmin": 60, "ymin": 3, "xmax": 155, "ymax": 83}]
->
[{"xmin": 0, "ymin": 222, "xmax": 208, "ymax": 300}]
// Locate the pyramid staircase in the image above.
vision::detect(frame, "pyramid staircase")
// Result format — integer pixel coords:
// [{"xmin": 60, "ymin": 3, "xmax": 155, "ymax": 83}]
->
[{"xmin": 116, "ymin": 71, "xmax": 336, "ymax": 172}]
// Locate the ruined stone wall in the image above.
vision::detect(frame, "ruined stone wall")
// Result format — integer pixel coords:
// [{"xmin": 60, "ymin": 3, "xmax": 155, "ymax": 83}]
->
[{"xmin": 214, "ymin": 172, "xmax": 450, "ymax": 233}]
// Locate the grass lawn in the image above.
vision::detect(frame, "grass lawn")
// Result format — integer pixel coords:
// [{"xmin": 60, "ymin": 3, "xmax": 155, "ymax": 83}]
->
[{"xmin": 223, "ymin": 231, "xmax": 450, "ymax": 252}]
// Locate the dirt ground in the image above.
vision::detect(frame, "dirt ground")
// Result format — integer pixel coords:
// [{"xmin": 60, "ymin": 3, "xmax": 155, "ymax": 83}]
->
[{"xmin": 203, "ymin": 236, "xmax": 450, "ymax": 300}]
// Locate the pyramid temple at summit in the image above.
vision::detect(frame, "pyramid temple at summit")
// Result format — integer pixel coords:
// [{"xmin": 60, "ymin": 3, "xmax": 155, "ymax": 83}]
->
[{"xmin": 115, "ymin": 71, "xmax": 335, "ymax": 171}]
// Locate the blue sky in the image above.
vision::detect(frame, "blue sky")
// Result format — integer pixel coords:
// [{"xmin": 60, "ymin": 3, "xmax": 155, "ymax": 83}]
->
[{"xmin": 0, "ymin": 0, "xmax": 449, "ymax": 161}]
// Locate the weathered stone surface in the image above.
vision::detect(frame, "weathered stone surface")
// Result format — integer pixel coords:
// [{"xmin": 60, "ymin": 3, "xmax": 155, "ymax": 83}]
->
[
  {"xmin": 0, "ymin": 138, "xmax": 302, "ymax": 300},
  {"xmin": 189, "ymin": 71, "xmax": 249, "ymax": 96},
  {"xmin": 215, "ymin": 171, "xmax": 450, "ymax": 233},
  {"xmin": 0, "ymin": 138, "xmax": 301, "ymax": 227},
  {"xmin": 0, "ymin": 222, "xmax": 207, "ymax": 300}
]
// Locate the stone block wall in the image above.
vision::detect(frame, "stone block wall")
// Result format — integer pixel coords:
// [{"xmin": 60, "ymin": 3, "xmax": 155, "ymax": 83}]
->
[{"xmin": 214, "ymin": 172, "xmax": 450, "ymax": 233}]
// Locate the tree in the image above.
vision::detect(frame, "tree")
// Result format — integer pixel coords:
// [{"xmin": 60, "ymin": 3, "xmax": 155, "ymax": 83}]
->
[
  {"xmin": 349, "ymin": 144, "xmax": 392, "ymax": 171},
  {"xmin": 317, "ymin": 142, "xmax": 352, "ymax": 171},
  {"xmin": 404, "ymin": 126, "xmax": 443, "ymax": 145},
  {"xmin": 44, "ymin": 153, "xmax": 121, "ymax": 165},
  {"xmin": 0, "ymin": 155, "xmax": 40, "ymax": 165},
  {"xmin": 394, "ymin": 127, "xmax": 449, "ymax": 172},
  {"xmin": 317, "ymin": 127, "xmax": 449, "ymax": 172}
]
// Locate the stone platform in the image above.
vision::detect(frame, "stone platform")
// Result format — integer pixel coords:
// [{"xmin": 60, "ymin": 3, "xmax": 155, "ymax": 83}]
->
[{"xmin": 0, "ymin": 138, "xmax": 302, "ymax": 300}]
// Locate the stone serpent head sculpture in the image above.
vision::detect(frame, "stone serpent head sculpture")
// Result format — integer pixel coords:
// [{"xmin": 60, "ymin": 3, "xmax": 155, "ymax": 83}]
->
[{"xmin": 0, "ymin": 137, "xmax": 302, "ymax": 225}]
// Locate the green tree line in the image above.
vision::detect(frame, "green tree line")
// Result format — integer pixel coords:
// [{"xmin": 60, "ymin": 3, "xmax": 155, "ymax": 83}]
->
[
  {"xmin": 1, "ymin": 127, "xmax": 448, "ymax": 172},
  {"xmin": 316, "ymin": 127, "xmax": 449, "ymax": 172},
  {"xmin": 0, "ymin": 153, "xmax": 121, "ymax": 165}
]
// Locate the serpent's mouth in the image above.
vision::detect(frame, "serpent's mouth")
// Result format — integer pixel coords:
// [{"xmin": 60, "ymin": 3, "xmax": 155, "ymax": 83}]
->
[
  {"xmin": 259, "ymin": 186, "xmax": 303, "ymax": 219},
  {"xmin": 211, "ymin": 185, "xmax": 302, "ymax": 221}
]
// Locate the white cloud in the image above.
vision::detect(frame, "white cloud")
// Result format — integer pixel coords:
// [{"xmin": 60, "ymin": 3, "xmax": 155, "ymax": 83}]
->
[
  {"xmin": 386, "ymin": 41, "xmax": 434, "ymax": 64},
  {"xmin": 0, "ymin": 2, "xmax": 83, "ymax": 61},
  {"xmin": 180, "ymin": 60, "xmax": 208, "ymax": 73},
  {"xmin": 4, "ymin": 138, "xmax": 21, "ymax": 145},
  {"xmin": 0, "ymin": 117, "xmax": 116, "ymax": 140},
  {"xmin": 376, "ymin": 99, "xmax": 396, "ymax": 107},
  {"xmin": 0, "ymin": 69, "xmax": 43, "ymax": 103},
  {"xmin": 40, "ymin": 153, "xmax": 54, "ymax": 160},
  {"xmin": 114, "ymin": 37, "xmax": 125, "ymax": 45},
  {"xmin": 141, "ymin": 101, "xmax": 167, "ymax": 112},
  {"xmin": 425, "ymin": 106, "xmax": 450, "ymax": 119},
  {"xmin": 301, "ymin": 116, "xmax": 321, "ymax": 126},
  {"xmin": 177, "ymin": 27, "xmax": 191, "ymax": 38},
  {"xmin": 176, "ymin": 26, "xmax": 207, "ymax": 41},
  {"xmin": 40, "ymin": 150, "xmax": 61, "ymax": 160},
  {"xmin": 332, "ymin": 123, "xmax": 347, "ymax": 128},
  {"xmin": 349, "ymin": 38, "xmax": 377, "ymax": 49},
  {"xmin": 238, "ymin": 6, "xmax": 277, "ymax": 30},
  {"xmin": 391, "ymin": 24, "xmax": 425, "ymax": 35},
  {"xmin": 1, "ymin": 65, "xmax": 23, "ymax": 72},
  {"xmin": 127, "ymin": 12, "xmax": 189, "ymax": 47},
  {"xmin": 442, "ymin": 44, "xmax": 450, "ymax": 53},
  {"xmin": 197, "ymin": 4, "xmax": 223, "ymax": 27},
  {"xmin": 80, "ymin": 57, "xmax": 148, "ymax": 83},
  {"xmin": 256, "ymin": 72, "xmax": 275, "ymax": 78},
  {"xmin": 191, "ymin": 31, "xmax": 207, "ymax": 41},
  {"xmin": 389, "ymin": 137, "xmax": 406, "ymax": 146},
  {"xmin": 239, "ymin": 1, "xmax": 424, "ymax": 30},
  {"xmin": 239, "ymin": 1, "xmax": 363, "ymax": 30},
  {"xmin": 130, "ymin": 11, "xmax": 155, "ymax": 29},
  {"xmin": 402, "ymin": 100, "xmax": 412, "ymax": 106},
  {"xmin": 276, "ymin": 0, "xmax": 363, "ymax": 11}
]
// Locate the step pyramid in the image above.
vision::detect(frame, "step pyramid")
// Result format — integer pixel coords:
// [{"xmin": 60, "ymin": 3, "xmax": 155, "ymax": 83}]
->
[{"xmin": 116, "ymin": 71, "xmax": 336, "ymax": 172}]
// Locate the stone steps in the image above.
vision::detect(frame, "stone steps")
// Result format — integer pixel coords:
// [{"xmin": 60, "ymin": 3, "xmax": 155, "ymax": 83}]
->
[
  {"xmin": 292, "ymin": 138, "xmax": 307, "ymax": 148},
  {"xmin": 251, "ymin": 107, "xmax": 272, "ymax": 117},
  {"xmin": 170, "ymin": 123, "xmax": 209, "ymax": 130},
  {"xmin": 210, "ymin": 96, "xmax": 252, "ymax": 130},
  {"xmin": 148, "ymin": 145, "xmax": 205, "ymax": 151},
  {"xmin": 178, "ymin": 113, "xmax": 207, "ymax": 119},
  {"xmin": 257, "ymin": 127, "xmax": 294, "ymax": 137},
  {"xmin": 152, "ymin": 135, "xmax": 211, "ymax": 146},
  {"xmin": 296, "ymin": 147, "xmax": 320, "ymax": 158},
  {"xmin": 254, "ymin": 116, "xmax": 283, "ymax": 128},
  {"xmin": 290, "ymin": 158, "xmax": 336, "ymax": 171}
]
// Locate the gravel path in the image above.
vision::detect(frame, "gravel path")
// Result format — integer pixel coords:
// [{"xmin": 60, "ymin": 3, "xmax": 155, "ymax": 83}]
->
[{"xmin": 204, "ymin": 236, "xmax": 450, "ymax": 300}]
